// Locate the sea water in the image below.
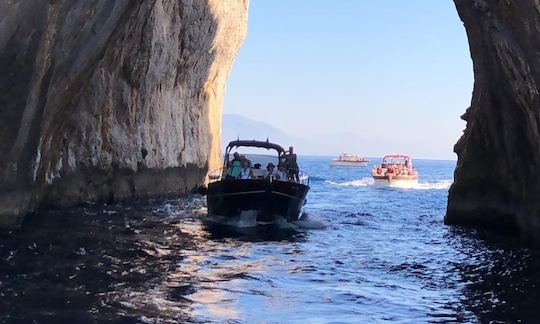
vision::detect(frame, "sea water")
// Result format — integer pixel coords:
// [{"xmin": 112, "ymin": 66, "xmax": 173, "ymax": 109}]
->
[{"xmin": 1, "ymin": 156, "xmax": 540, "ymax": 323}]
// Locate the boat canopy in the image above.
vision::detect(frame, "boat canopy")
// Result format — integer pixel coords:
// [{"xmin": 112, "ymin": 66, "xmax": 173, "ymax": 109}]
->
[
  {"xmin": 337, "ymin": 153, "xmax": 367, "ymax": 161},
  {"xmin": 383, "ymin": 154, "xmax": 411, "ymax": 159},
  {"xmin": 382, "ymin": 155, "xmax": 412, "ymax": 164},
  {"xmin": 225, "ymin": 140, "xmax": 286, "ymax": 155}
]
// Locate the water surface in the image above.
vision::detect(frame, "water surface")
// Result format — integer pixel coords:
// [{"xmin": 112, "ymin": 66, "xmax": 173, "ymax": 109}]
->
[{"xmin": 2, "ymin": 157, "xmax": 540, "ymax": 323}]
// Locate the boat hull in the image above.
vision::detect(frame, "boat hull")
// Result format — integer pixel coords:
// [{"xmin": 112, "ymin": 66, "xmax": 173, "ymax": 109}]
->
[
  {"xmin": 206, "ymin": 179, "xmax": 309, "ymax": 222},
  {"xmin": 331, "ymin": 161, "xmax": 368, "ymax": 167},
  {"xmin": 372, "ymin": 175, "xmax": 418, "ymax": 188}
]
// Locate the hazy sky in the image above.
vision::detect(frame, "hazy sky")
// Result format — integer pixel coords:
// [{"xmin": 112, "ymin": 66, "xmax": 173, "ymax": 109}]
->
[{"xmin": 223, "ymin": 1, "xmax": 473, "ymax": 160}]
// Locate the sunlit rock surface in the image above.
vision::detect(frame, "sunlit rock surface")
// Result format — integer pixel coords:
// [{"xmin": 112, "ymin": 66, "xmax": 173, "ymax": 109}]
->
[
  {"xmin": 0, "ymin": 0, "xmax": 248, "ymax": 228},
  {"xmin": 447, "ymin": 0, "xmax": 540, "ymax": 242}
]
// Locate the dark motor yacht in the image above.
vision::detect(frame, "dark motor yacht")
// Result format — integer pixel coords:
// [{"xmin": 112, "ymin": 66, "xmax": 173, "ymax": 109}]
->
[{"xmin": 199, "ymin": 140, "xmax": 310, "ymax": 222}]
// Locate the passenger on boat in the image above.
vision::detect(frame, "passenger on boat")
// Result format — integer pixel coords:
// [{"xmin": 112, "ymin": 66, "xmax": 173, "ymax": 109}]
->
[
  {"xmin": 239, "ymin": 160, "xmax": 254, "ymax": 179},
  {"xmin": 285, "ymin": 146, "xmax": 299, "ymax": 182},
  {"xmin": 265, "ymin": 163, "xmax": 284, "ymax": 180},
  {"xmin": 228, "ymin": 152, "xmax": 242, "ymax": 178},
  {"xmin": 252, "ymin": 164, "xmax": 265, "ymax": 179},
  {"xmin": 239, "ymin": 154, "xmax": 252, "ymax": 167},
  {"xmin": 278, "ymin": 164, "xmax": 289, "ymax": 181}
]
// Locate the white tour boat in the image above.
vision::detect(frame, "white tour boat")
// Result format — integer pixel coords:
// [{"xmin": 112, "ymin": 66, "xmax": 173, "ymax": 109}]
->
[
  {"xmin": 371, "ymin": 155, "xmax": 418, "ymax": 187},
  {"xmin": 331, "ymin": 153, "xmax": 369, "ymax": 167}
]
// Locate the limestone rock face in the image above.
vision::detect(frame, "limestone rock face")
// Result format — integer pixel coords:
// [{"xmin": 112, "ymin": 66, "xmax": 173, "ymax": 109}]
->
[
  {"xmin": 447, "ymin": 0, "xmax": 540, "ymax": 242},
  {"xmin": 0, "ymin": 0, "xmax": 248, "ymax": 228}
]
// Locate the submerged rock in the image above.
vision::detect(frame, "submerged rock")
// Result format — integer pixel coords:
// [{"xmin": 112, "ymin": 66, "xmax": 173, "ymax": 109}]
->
[
  {"xmin": 447, "ymin": 0, "xmax": 540, "ymax": 243},
  {"xmin": 0, "ymin": 1, "xmax": 248, "ymax": 228}
]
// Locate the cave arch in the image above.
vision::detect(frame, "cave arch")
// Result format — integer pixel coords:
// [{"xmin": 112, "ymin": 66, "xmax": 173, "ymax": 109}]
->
[{"xmin": 1, "ymin": 1, "xmax": 540, "ymax": 245}]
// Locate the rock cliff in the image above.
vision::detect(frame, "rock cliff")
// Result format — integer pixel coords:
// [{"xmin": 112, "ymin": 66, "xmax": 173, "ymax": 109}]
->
[
  {"xmin": 447, "ymin": 0, "xmax": 540, "ymax": 242},
  {"xmin": 0, "ymin": 0, "xmax": 248, "ymax": 228}
]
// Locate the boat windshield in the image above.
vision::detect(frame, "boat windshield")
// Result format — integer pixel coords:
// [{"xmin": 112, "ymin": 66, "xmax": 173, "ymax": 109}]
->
[{"xmin": 225, "ymin": 153, "xmax": 280, "ymax": 170}]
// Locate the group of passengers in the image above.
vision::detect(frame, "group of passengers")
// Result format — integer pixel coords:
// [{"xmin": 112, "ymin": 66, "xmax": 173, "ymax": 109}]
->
[
  {"xmin": 227, "ymin": 146, "xmax": 299, "ymax": 181},
  {"xmin": 391, "ymin": 162, "xmax": 412, "ymax": 176},
  {"xmin": 374, "ymin": 161, "xmax": 413, "ymax": 176}
]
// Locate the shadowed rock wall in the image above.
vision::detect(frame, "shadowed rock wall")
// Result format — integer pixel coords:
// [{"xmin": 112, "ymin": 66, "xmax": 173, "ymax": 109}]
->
[
  {"xmin": 447, "ymin": 0, "xmax": 540, "ymax": 242},
  {"xmin": 0, "ymin": 0, "xmax": 248, "ymax": 228}
]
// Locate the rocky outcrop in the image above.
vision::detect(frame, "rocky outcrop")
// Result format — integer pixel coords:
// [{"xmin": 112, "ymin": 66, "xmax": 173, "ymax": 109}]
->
[
  {"xmin": 0, "ymin": 0, "xmax": 248, "ymax": 228},
  {"xmin": 447, "ymin": 0, "xmax": 540, "ymax": 242}
]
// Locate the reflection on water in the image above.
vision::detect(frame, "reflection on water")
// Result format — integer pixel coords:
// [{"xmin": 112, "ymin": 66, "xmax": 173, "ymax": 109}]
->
[
  {"xmin": 0, "ymin": 199, "xmax": 197, "ymax": 323},
  {"xmin": 447, "ymin": 228, "xmax": 540, "ymax": 323},
  {"xmin": 1, "ymin": 159, "xmax": 540, "ymax": 322}
]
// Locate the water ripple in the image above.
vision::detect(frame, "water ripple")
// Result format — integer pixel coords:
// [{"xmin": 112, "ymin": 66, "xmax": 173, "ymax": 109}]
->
[{"xmin": 1, "ymin": 158, "xmax": 540, "ymax": 322}]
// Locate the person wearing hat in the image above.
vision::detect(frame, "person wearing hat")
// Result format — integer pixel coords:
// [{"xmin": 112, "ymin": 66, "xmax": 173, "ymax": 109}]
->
[{"xmin": 265, "ymin": 162, "xmax": 285, "ymax": 180}]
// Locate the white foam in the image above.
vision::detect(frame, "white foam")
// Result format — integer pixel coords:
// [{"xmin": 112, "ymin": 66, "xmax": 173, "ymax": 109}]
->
[
  {"xmin": 203, "ymin": 210, "xmax": 260, "ymax": 228},
  {"xmin": 325, "ymin": 177, "xmax": 375, "ymax": 187},
  {"xmin": 203, "ymin": 211, "xmax": 327, "ymax": 230},
  {"xmin": 291, "ymin": 213, "xmax": 327, "ymax": 229},
  {"xmin": 327, "ymin": 178, "xmax": 452, "ymax": 190},
  {"xmin": 234, "ymin": 210, "xmax": 259, "ymax": 227},
  {"xmin": 394, "ymin": 180, "xmax": 453, "ymax": 190}
]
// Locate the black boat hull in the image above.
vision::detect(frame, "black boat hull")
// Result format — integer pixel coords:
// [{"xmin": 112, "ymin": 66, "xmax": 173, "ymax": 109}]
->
[{"xmin": 206, "ymin": 179, "xmax": 309, "ymax": 222}]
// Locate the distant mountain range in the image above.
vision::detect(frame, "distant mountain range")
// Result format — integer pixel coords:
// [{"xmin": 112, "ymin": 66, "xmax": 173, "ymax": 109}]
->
[
  {"xmin": 221, "ymin": 113, "xmax": 385, "ymax": 156},
  {"xmin": 221, "ymin": 113, "xmax": 457, "ymax": 160},
  {"xmin": 221, "ymin": 113, "xmax": 295, "ymax": 148}
]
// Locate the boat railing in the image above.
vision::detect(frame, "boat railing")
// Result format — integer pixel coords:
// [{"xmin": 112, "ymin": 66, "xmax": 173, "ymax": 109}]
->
[
  {"xmin": 297, "ymin": 170, "xmax": 310, "ymax": 186},
  {"xmin": 207, "ymin": 168, "xmax": 310, "ymax": 186},
  {"xmin": 208, "ymin": 168, "xmax": 226, "ymax": 183}
]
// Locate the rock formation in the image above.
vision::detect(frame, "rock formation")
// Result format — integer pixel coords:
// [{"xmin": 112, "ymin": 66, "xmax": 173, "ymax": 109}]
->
[
  {"xmin": 0, "ymin": 0, "xmax": 248, "ymax": 228},
  {"xmin": 447, "ymin": 0, "xmax": 540, "ymax": 243}
]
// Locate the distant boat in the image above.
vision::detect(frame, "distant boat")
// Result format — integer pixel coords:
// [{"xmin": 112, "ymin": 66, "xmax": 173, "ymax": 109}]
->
[
  {"xmin": 371, "ymin": 155, "xmax": 418, "ymax": 187},
  {"xmin": 331, "ymin": 153, "xmax": 369, "ymax": 167}
]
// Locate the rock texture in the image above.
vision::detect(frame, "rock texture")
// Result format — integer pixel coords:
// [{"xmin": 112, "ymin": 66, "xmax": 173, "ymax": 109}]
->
[
  {"xmin": 0, "ymin": 0, "xmax": 248, "ymax": 228},
  {"xmin": 447, "ymin": 0, "xmax": 540, "ymax": 242}
]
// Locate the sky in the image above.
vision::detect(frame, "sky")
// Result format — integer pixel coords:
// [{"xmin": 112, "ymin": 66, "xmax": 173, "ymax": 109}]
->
[{"xmin": 223, "ymin": 1, "xmax": 473, "ymax": 160}]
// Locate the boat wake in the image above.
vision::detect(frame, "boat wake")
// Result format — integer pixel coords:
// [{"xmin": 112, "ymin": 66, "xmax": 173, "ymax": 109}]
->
[
  {"xmin": 202, "ymin": 210, "xmax": 260, "ymax": 228},
  {"xmin": 325, "ymin": 177, "xmax": 375, "ymax": 187},
  {"xmin": 395, "ymin": 180, "xmax": 453, "ymax": 190},
  {"xmin": 327, "ymin": 178, "xmax": 452, "ymax": 190},
  {"xmin": 201, "ymin": 211, "xmax": 327, "ymax": 231},
  {"xmin": 291, "ymin": 213, "xmax": 327, "ymax": 230}
]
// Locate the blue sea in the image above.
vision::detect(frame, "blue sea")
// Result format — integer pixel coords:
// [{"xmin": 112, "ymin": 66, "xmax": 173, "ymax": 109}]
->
[{"xmin": 2, "ymin": 156, "xmax": 540, "ymax": 323}]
